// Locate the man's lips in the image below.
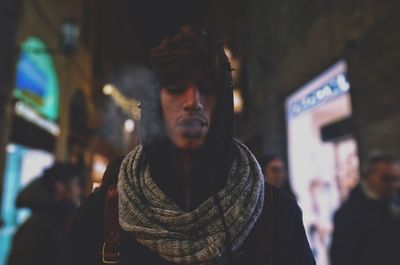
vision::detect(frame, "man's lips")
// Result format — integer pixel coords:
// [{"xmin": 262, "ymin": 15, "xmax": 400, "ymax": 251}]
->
[
  {"xmin": 178, "ymin": 116, "xmax": 207, "ymax": 128},
  {"xmin": 177, "ymin": 116, "xmax": 207, "ymax": 138}
]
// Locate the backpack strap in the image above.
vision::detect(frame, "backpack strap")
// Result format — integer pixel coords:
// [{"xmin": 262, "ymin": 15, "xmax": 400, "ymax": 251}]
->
[
  {"xmin": 102, "ymin": 184, "xmax": 120, "ymax": 264},
  {"xmin": 101, "ymin": 158, "xmax": 124, "ymax": 264}
]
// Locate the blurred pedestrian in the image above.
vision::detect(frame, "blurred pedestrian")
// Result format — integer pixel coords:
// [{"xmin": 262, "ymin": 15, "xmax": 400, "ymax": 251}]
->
[
  {"xmin": 261, "ymin": 154, "xmax": 295, "ymax": 198},
  {"xmin": 7, "ymin": 162, "xmax": 82, "ymax": 265},
  {"xmin": 70, "ymin": 25, "xmax": 315, "ymax": 265},
  {"xmin": 330, "ymin": 152, "xmax": 400, "ymax": 265}
]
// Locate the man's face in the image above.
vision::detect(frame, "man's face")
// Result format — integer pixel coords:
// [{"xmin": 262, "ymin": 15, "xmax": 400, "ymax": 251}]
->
[
  {"xmin": 264, "ymin": 159, "xmax": 286, "ymax": 188},
  {"xmin": 367, "ymin": 162, "xmax": 400, "ymax": 198},
  {"xmin": 160, "ymin": 76, "xmax": 217, "ymax": 150}
]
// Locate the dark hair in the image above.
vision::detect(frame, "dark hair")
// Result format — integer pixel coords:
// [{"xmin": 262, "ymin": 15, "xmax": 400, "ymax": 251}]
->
[
  {"xmin": 150, "ymin": 25, "xmax": 230, "ymax": 90},
  {"xmin": 259, "ymin": 154, "xmax": 282, "ymax": 169},
  {"xmin": 41, "ymin": 162, "xmax": 81, "ymax": 192},
  {"xmin": 362, "ymin": 152, "xmax": 396, "ymax": 178}
]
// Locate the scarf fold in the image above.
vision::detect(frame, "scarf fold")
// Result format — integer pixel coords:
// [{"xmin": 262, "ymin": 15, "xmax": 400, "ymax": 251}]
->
[{"xmin": 118, "ymin": 140, "xmax": 265, "ymax": 264}]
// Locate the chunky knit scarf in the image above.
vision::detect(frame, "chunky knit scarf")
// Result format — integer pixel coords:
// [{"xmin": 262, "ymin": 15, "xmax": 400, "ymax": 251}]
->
[{"xmin": 118, "ymin": 140, "xmax": 265, "ymax": 264}]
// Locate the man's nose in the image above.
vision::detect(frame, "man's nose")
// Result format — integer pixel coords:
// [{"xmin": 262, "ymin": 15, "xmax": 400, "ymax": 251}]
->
[{"xmin": 182, "ymin": 85, "xmax": 203, "ymax": 111}]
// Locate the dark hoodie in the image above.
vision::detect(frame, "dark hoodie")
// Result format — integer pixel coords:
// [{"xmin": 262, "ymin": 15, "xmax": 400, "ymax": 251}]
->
[
  {"xmin": 7, "ymin": 178, "xmax": 75, "ymax": 265},
  {"xmin": 69, "ymin": 25, "xmax": 315, "ymax": 265}
]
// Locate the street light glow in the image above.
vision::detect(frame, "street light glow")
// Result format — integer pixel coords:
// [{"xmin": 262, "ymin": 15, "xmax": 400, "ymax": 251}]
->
[
  {"xmin": 124, "ymin": 119, "xmax": 135, "ymax": 133},
  {"xmin": 103, "ymin": 84, "xmax": 115, "ymax": 95},
  {"xmin": 233, "ymin": 89, "xmax": 244, "ymax": 113}
]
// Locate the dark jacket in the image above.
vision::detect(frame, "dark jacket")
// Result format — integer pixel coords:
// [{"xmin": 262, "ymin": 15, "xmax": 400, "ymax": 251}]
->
[
  {"xmin": 330, "ymin": 185, "xmax": 400, "ymax": 265},
  {"xmin": 69, "ymin": 184, "xmax": 315, "ymax": 265},
  {"xmin": 7, "ymin": 178, "xmax": 75, "ymax": 265},
  {"xmin": 69, "ymin": 29, "xmax": 315, "ymax": 264}
]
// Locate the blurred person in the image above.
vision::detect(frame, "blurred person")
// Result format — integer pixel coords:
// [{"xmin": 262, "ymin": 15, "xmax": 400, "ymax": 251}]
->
[
  {"xmin": 70, "ymin": 25, "xmax": 315, "ymax": 265},
  {"xmin": 261, "ymin": 154, "xmax": 295, "ymax": 197},
  {"xmin": 330, "ymin": 153, "xmax": 400, "ymax": 265},
  {"xmin": 7, "ymin": 162, "xmax": 82, "ymax": 265}
]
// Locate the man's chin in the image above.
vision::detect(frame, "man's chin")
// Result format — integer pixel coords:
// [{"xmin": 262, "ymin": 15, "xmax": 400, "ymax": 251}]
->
[{"xmin": 174, "ymin": 137, "xmax": 206, "ymax": 150}]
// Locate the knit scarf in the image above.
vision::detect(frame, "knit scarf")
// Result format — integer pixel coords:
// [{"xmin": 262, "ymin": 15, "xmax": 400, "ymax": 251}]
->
[{"xmin": 118, "ymin": 140, "xmax": 265, "ymax": 264}]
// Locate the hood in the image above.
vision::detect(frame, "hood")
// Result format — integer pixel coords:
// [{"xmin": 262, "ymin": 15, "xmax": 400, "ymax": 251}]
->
[
  {"xmin": 16, "ymin": 177, "xmax": 53, "ymax": 212},
  {"xmin": 16, "ymin": 177, "xmax": 77, "ymax": 221},
  {"xmin": 138, "ymin": 25, "xmax": 234, "ymax": 209}
]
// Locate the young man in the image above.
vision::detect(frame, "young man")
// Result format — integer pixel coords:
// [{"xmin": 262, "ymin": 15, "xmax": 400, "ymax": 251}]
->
[
  {"xmin": 330, "ymin": 153, "xmax": 400, "ymax": 265},
  {"xmin": 70, "ymin": 25, "xmax": 314, "ymax": 265}
]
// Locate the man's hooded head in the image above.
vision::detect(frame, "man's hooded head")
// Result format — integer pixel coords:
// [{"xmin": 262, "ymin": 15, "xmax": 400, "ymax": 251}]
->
[
  {"xmin": 139, "ymin": 25, "xmax": 235, "ymax": 206},
  {"xmin": 141, "ymin": 25, "xmax": 233, "ymax": 151}
]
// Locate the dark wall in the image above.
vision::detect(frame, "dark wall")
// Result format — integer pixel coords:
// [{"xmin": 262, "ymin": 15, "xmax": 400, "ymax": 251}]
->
[
  {"xmin": 224, "ymin": 0, "xmax": 400, "ymax": 162},
  {"xmin": 348, "ymin": 13, "xmax": 400, "ymax": 159},
  {"xmin": 92, "ymin": 0, "xmax": 206, "ymax": 80}
]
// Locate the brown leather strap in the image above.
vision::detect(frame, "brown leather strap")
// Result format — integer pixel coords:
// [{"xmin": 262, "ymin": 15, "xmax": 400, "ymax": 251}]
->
[{"xmin": 102, "ymin": 184, "xmax": 120, "ymax": 264}]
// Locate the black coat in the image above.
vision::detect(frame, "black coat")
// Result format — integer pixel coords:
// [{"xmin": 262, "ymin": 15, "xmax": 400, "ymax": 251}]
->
[
  {"xmin": 330, "ymin": 185, "xmax": 400, "ymax": 265},
  {"xmin": 69, "ymin": 184, "xmax": 315, "ymax": 265},
  {"xmin": 7, "ymin": 213, "xmax": 69, "ymax": 265},
  {"xmin": 7, "ymin": 178, "xmax": 75, "ymax": 265}
]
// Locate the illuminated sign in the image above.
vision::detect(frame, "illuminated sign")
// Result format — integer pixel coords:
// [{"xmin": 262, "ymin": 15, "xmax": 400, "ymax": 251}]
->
[
  {"xmin": 15, "ymin": 102, "xmax": 60, "ymax": 136},
  {"xmin": 289, "ymin": 74, "xmax": 350, "ymax": 117},
  {"xmin": 285, "ymin": 60, "xmax": 357, "ymax": 265},
  {"xmin": 13, "ymin": 37, "xmax": 59, "ymax": 121}
]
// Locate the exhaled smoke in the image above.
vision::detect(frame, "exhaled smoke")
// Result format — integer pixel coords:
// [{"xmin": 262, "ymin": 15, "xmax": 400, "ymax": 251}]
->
[{"xmin": 100, "ymin": 65, "xmax": 165, "ymax": 152}]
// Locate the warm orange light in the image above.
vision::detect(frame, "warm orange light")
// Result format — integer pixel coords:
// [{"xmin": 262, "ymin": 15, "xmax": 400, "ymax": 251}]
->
[
  {"xmin": 233, "ymin": 89, "xmax": 244, "ymax": 113},
  {"xmin": 224, "ymin": 46, "xmax": 241, "ymax": 82},
  {"xmin": 91, "ymin": 154, "xmax": 108, "ymax": 183}
]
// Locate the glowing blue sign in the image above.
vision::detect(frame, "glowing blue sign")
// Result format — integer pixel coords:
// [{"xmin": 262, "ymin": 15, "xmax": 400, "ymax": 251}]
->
[
  {"xmin": 289, "ymin": 74, "xmax": 350, "ymax": 116},
  {"xmin": 13, "ymin": 37, "xmax": 59, "ymax": 121}
]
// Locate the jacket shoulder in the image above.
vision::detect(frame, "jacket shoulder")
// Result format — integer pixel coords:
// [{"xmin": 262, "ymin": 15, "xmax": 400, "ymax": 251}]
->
[
  {"xmin": 265, "ymin": 184, "xmax": 315, "ymax": 265},
  {"xmin": 268, "ymin": 184, "xmax": 297, "ymax": 209},
  {"xmin": 334, "ymin": 186, "xmax": 365, "ymax": 220},
  {"xmin": 71, "ymin": 189, "xmax": 106, "ymax": 237},
  {"xmin": 71, "ymin": 155, "xmax": 124, "ymax": 229},
  {"xmin": 69, "ymin": 190, "xmax": 107, "ymax": 265}
]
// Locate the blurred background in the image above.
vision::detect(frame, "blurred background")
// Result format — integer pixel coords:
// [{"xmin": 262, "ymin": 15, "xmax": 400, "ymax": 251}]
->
[{"xmin": 0, "ymin": 0, "xmax": 400, "ymax": 264}]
